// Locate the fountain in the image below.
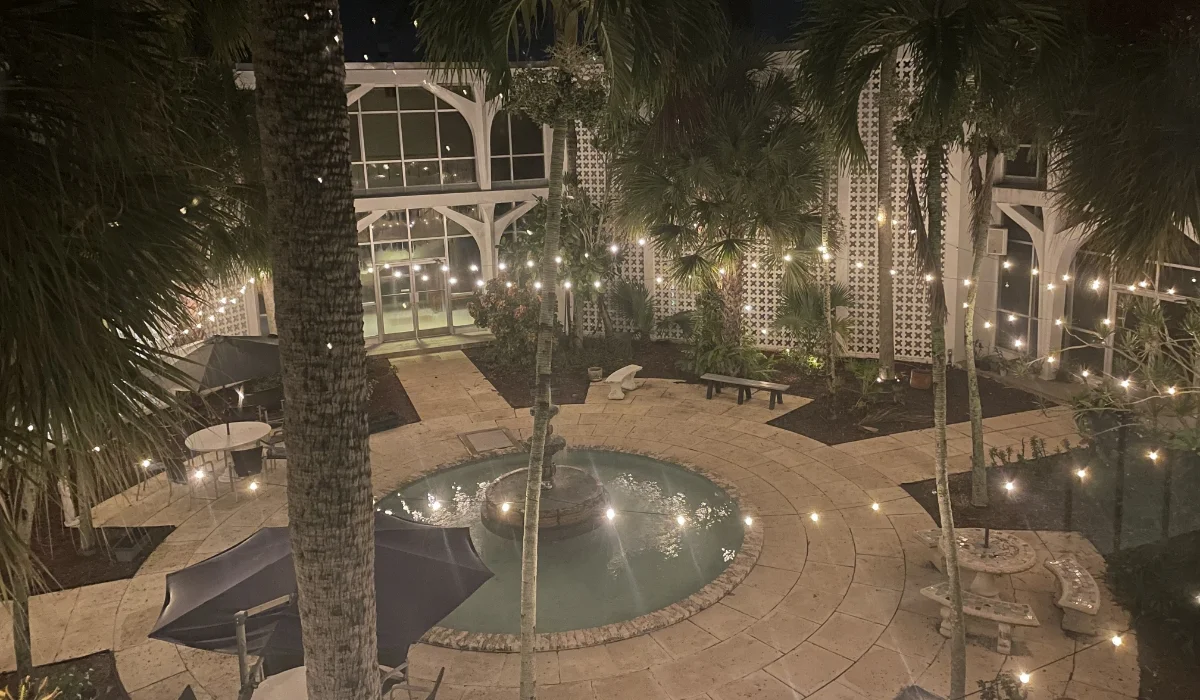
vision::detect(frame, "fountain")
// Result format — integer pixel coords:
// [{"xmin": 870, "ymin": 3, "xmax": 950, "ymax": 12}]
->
[{"xmin": 480, "ymin": 406, "xmax": 609, "ymax": 540}]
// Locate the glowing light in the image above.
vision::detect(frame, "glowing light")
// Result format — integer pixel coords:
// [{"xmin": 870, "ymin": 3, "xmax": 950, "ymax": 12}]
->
[
  {"xmin": 1018, "ymin": 672, "xmax": 1030, "ymax": 684},
  {"xmin": 818, "ymin": 245, "xmax": 827, "ymax": 254},
  {"xmin": 421, "ymin": 275, "xmax": 429, "ymax": 281},
  {"xmin": 533, "ymin": 281, "xmax": 542, "ymax": 290},
  {"xmin": 1168, "ymin": 386, "xmax": 1177, "ymax": 395},
  {"xmin": 470, "ymin": 264, "xmax": 478, "ymax": 272},
  {"xmin": 718, "ymin": 268, "xmax": 726, "ymax": 276},
  {"xmin": 476, "ymin": 279, "xmax": 485, "ymax": 287},
  {"xmin": 1003, "ymin": 260, "xmax": 1012, "ymax": 269},
  {"xmin": 761, "ymin": 328, "xmax": 769, "ymax": 336},
  {"xmin": 638, "ymin": 238, "xmax": 646, "ymax": 246},
  {"xmin": 871, "ymin": 503, "xmax": 880, "ymax": 511},
  {"xmin": 606, "ymin": 508, "xmax": 616, "ymax": 520},
  {"xmin": 1091, "ymin": 279, "xmax": 1103, "ymax": 290},
  {"xmin": 676, "ymin": 514, "xmax": 686, "ymax": 526},
  {"xmin": 316, "ymin": 176, "xmax": 323, "ymax": 183},
  {"xmin": 92, "ymin": 446, "xmax": 101, "ymax": 452},
  {"xmin": 1031, "ymin": 268, "xmax": 1039, "ymax": 276},
  {"xmin": 963, "ymin": 279, "xmax": 971, "ymax": 286},
  {"xmin": 1005, "ymin": 481, "xmax": 1015, "ymax": 492},
  {"xmin": 1008, "ymin": 314, "xmax": 1017, "ymax": 322},
  {"xmin": 1120, "ymin": 378, "xmax": 1130, "ymax": 388},
  {"xmin": 744, "ymin": 305, "xmax": 752, "ymax": 312},
  {"xmin": 440, "ymin": 264, "xmax": 449, "ymax": 272},
  {"xmin": 555, "ymin": 256, "xmax": 562, "ymax": 264},
  {"xmin": 1047, "ymin": 355, "xmax": 1057, "ymax": 364},
  {"xmin": 593, "ymin": 280, "xmax": 601, "ymax": 289},
  {"xmin": 783, "ymin": 254, "xmax": 793, "ymax": 262},
  {"xmin": 750, "ymin": 262, "xmax": 759, "ymax": 269},
  {"xmin": 194, "ymin": 469, "xmax": 205, "ymax": 480},
  {"xmin": 498, "ymin": 262, "xmax": 507, "ymax": 270},
  {"xmin": 179, "ymin": 206, "xmax": 188, "ymax": 214},
  {"xmin": 924, "ymin": 274, "xmax": 934, "ymax": 282},
  {"xmin": 1102, "ymin": 318, "xmax": 1112, "ymax": 327},
  {"xmin": 983, "ymin": 321, "xmax": 992, "ymax": 328},
  {"xmin": 501, "ymin": 502, "xmax": 511, "ymax": 513},
  {"xmin": 1139, "ymin": 280, "xmax": 1149, "ymax": 288},
  {"xmin": 393, "ymin": 270, "xmax": 402, "ymax": 278},
  {"xmin": 1148, "ymin": 450, "xmax": 1159, "ymax": 462},
  {"xmin": 655, "ymin": 276, "xmax": 663, "ymax": 284},
  {"xmin": 810, "ymin": 512, "xmax": 820, "ymax": 522},
  {"xmin": 855, "ymin": 261, "xmax": 864, "ymax": 269},
  {"xmin": 744, "ymin": 516, "xmax": 753, "ymax": 526},
  {"xmin": 1111, "ymin": 635, "xmax": 1123, "ymax": 647},
  {"xmin": 1168, "ymin": 288, "xmax": 1177, "ymax": 295},
  {"xmin": 1046, "ymin": 283, "xmax": 1055, "ymax": 290},
  {"xmin": 1081, "ymin": 369, "xmax": 1090, "ymax": 378},
  {"xmin": 526, "ymin": 260, "xmax": 535, "ymax": 268},
  {"xmin": 876, "ymin": 212, "xmax": 886, "ymax": 223},
  {"xmin": 821, "ymin": 253, "xmax": 831, "ymax": 261},
  {"xmin": 963, "ymin": 303, "xmax": 969, "ymax": 309},
  {"xmin": 610, "ymin": 244, "xmax": 619, "ymax": 254},
  {"xmin": 141, "ymin": 459, "xmax": 151, "ymax": 468},
  {"xmin": 1014, "ymin": 339, "xmax": 1024, "ymax": 348},
  {"xmin": 889, "ymin": 269, "xmax": 897, "ymax": 276},
  {"xmin": 430, "ymin": 500, "xmax": 442, "ymax": 511},
  {"xmin": 505, "ymin": 282, "xmax": 512, "ymax": 288},
  {"xmin": 563, "ymin": 280, "xmax": 572, "ymax": 289},
  {"xmin": 1128, "ymin": 285, "xmax": 1137, "ymax": 291},
  {"xmin": 249, "ymin": 481, "xmax": 259, "ymax": 492},
  {"xmin": 1055, "ymin": 318, "xmax": 1063, "ymax": 326},
  {"xmin": 1076, "ymin": 468, "xmax": 1087, "ymax": 479}
]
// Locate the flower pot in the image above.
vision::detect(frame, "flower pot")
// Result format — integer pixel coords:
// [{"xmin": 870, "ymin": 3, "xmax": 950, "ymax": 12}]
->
[
  {"xmin": 588, "ymin": 367, "xmax": 604, "ymax": 383},
  {"xmin": 909, "ymin": 368, "xmax": 932, "ymax": 390}
]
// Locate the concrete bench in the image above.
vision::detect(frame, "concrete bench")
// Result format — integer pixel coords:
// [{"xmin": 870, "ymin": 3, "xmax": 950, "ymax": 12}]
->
[
  {"xmin": 701, "ymin": 373, "xmax": 789, "ymax": 409},
  {"xmin": 914, "ymin": 529, "xmax": 946, "ymax": 573},
  {"xmin": 606, "ymin": 364, "xmax": 643, "ymax": 400},
  {"xmin": 1044, "ymin": 554, "xmax": 1100, "ymax": 635},
  {"xmin": 921, "ymin": 582, "xmax": 1039, "ymax": 655}
]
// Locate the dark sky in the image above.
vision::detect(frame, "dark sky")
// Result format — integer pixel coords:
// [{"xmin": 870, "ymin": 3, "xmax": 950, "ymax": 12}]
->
[{"xmin": 340, "ymin": 0, "xmax": 803, "ymax": 63}]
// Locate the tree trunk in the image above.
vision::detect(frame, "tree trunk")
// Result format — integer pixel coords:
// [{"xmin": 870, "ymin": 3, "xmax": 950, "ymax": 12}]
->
[
  {"xmin": 12, "ymin": 476, "xmax": 41, "ymax": 677},
  {"xmin": 822, "ymin": 144, "xmax": 838, "ymax": 385},
  {"xmin": 596, "ymin": 292, "xmax": 614, "ymax": 338},
  {"xmin": 877, "ymin": 50, "xmax": 897, "ymax": 380},
  {"xmin": 966, "ymin": 144, "xmax": 996, "ymax": 507},
  {"xmin": 75, "ymin": 457, "xmax": 98, "ymax": 554},
  {"xmin": 570, "ymin": 290, "xmax": 583, "ymax": 349},
  {"xmin": 259, "ymin": 275, "xmax": 278, "ymax": 334},
  {"xmin": 250, "ymin": 3, "xmax": 379, "ymax": 699},
  {"xmin": 520, "ymin": 115, "xmax": 568, "ymax": 700},
  {"xmin": 927, "ymin": 145, "xmax": 967, "ymax": 700},
  {"xmin": 717, "ymin": 262, "xmax": 745, "ymax": 348}
]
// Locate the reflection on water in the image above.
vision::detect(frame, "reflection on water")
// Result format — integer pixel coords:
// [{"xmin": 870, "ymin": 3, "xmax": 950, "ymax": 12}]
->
[{"xmin": 373, "ymin": 449, "xmax": 744, "ymax": 634}]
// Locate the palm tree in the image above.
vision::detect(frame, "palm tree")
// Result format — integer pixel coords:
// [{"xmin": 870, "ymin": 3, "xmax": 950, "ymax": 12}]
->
[
  {"xmin": 615, "ymin": 44, "xmax": 825, "ymax": 352},
  {"xmin": 413, "ymin": 3, "xmax": 725, "ymax": 697},
  {"xmin": 2, "ymin": 0, "xmax": 261, "ymax": 676},
  {"xmin": 797, "ymin": 6, "xmax": 898, "ymax": 380},
  {"xmin": 1045, "ymin": 2, "xmax": 1199, "ymax": 268},
  {"xmin": 799, "ymin": 2, "xmax": 1065, "ymax": 696},
  {"xmin": 248, "ymin": 2, "xmax": 379, "ymax": 699}
]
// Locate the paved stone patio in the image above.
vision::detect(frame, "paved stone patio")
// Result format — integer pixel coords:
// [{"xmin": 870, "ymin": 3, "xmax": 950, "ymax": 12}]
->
[{"xmin": 0, "ymin": 351, "xmax": 1140, "ymax": 700}]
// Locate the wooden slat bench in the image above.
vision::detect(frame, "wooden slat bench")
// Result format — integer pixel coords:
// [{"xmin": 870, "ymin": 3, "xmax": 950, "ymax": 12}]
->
[
  {"xmin": 701, "ymin": 373, "xmax": 789, "ymax": 409},
  {"xmin": 1044, "ymin": 554, "xmax": 1100, "ymax": 634},
  {"xmin": 921, "ymin": 582, "xmax": 1039, "ymax": 654}
]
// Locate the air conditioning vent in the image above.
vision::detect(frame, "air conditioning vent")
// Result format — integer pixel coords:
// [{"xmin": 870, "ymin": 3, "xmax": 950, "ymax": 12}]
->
[{"xmin": 985, "ymin": 227, "xmax": 1008, "ymax": 256}]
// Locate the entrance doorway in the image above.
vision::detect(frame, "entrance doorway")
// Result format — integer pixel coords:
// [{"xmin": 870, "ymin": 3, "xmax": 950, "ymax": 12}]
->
[{"xmin": 362, "ymin": 258, "xmax": 454, "ymax": 341}]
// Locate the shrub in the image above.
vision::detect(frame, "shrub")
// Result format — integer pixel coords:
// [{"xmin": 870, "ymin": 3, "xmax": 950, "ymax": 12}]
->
[
  {"xmin": 469, "ymin": 277, "xmax": 542, "ymax": 365},
  {"xmin": 678, "ymin": 289, "xmax": 773, "ymax": 379},
  {"xmin": 611, "ymin": 279, "xmax": 655, "ymax": 340}
]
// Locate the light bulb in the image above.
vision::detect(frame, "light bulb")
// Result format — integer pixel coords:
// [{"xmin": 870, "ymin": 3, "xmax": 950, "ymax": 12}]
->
[
  {"xmin": 855, "ymin": 261, "xmax": 864, "ymax": 269},
  {"xmin": 475, "ymin": 279, "xmax": 484, "ymax": 287},
  {"xmin": 1047, "ymin": 283, "xmax": 1055, "ymax": 290},
  {"xmin": 249, "ymin": 481, "xmax": 259, "ymax": 492},
  {"xmin": 1014, "ymin": 339, "xmax": 1023, "ymax": 348},
  {"xmin": 818, "ymin": 245, "xmax": 827, "ymax": 254},
  {"xmin": 1055, "ymin": 318, "xmax": 1063, "ymax": 326},
  {"xmin": 593, "ymin": 280, "xmax": 601, "ymax": 289},
  {"xmin": 501, "ymin": 502, "xmax": 511, "ymax": 512},
  {"xmin": 393, "ymin": 270, "xmax": 401, "ymax": 278},
  {"xmin": 1047, "ymin": 355, "xmax": 1056, "ymax": 363},
  {"xmin": 1008, "ymin": 314, "xmax": 1017, "ymax": 322},
  {"xmin": 526, "ymin": 260, "xmax": 534, "ymax": 268},
  {"xmin": 194, "ymin": 469, "xmax": 205, "ymax": 480},
  {"xmin": 555, "ymin": 256, "xmax": 562, "ymax": 264},
  {"xmin": 421, "ymin": 275, "xmax": 429, "ymax": 281},
  {"xmin": 718, "ymin": 268, "xmax": 726, "ymax": 275},
  {"xmin": 810, "ymin": 512, "xmax": 820, "ymax": 522},
  {"xmin": 821, "ymin": 253, "xmax": 831, "ymax": 261},
  {"xmin": 744, "ymin": 516, "xmax": 753, "ymax": 526},
  {"xmin": 871, "ymin": 503, "xmax": 880, "ymax": 511},
  {"xmin": 963, "ymin": 279, "xmax": 971, "ymax": 286},
  {"xmin": 1081, "ymin": 369, "xmax": 1090, "ymax": 377},
  {"xmin": 327, "ymin": 342, "xmax": 333, "ymax": 350},
  {"xmin": 606, "ymin": 508, "xmax": 616, "ymax": 520},
  {"xmin": 1091, "ymin": 279, "xmax": 1103, "ymax": 290},
  {"xmin": 1005, "ymin": 481, "xmax": 1015, "ymax": 492},
  {"xmin": 1003, "ymin": 260, "xmax": 1012, "ymax": 269},
  {"xmin": 655, "ymin": 276, "xmax": 663, "ymax": 284},
  {"xmin": 141, "ymin": 459, "xmax": 151, "ymax": 468},
  {"xmin": 533, "ymin": 281, "xmax": 542, "ymax": 289},
  {"xmin": 638, "ymin": 238, "xmax": 646, "ymax": 246},
  {"xmin": 1111, "ymin": 635, "xmax": 1123, "ymax": 647},
  {"xmin": 1076, "ymin": 468, "xmax": 1087, "ymax": 479},
  {"xmin": 1102, "ymin": 318, "xmax": 1112, "ymax": 326},
  {"xmin": 924, "ymin": 274, "xmax": 934, "ymax": 282},
  {"xmin": 1148, "ymin": 450, "xmax": 1158, "ymax": 462},
  {"xmin": 983, "ymin": 321, "xmax": 992, "ymax": 328},
  {"xmin": 470, "ymin": 264, "xmax": 478, "ymax": 271},
  {"xmin": 563, "ymin": 280, "xmax": 572, "ymax": 289},
  {"xmin": 610, "ymin": 244, "xmax": 619, "ymax": 253},
  {"xmin": 440, "ymin": 264, "xmax": 449, "ymax": 272},
  {"xmin": 783, "ymin": 254, "xmax": 793, "ymax": 262},
  {"xmin": 1168, "ymin": 288, "xmax": 1177, "ymax": 295},
  {"xmin": 1031, "ymin": 268, "xmax": 1039, "ymax": 276},
  {"xmin": 1018, "ymin": 672, "xmax": 1030, "ymax": 684},
  {"xmin": 498, "ymin": 262, "xmax": 507, "ymax": 270},
  {"xmin": 1168, "ymin": 386, "xmax": 1177, "ymax": 395},
  {"xmin": 449, "ymin": 277, "xmax": 457, "ymax": 285},
  {"xmin": 1062, "ymin": 274, "xmax": 1071, "ymax": 281},
  {"xmin": 1120, "ymin": 378, "xmax": 1130, "ymax": 388},
  {"xmin": 676, "ymin": 514, "xmax": 686, "ymax": 526}
]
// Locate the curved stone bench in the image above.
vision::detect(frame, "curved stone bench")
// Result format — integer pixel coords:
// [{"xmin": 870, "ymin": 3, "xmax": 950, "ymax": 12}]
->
[{"xmin": 1044, "ymin": 554, "xmax": 1100, "ymax": 635}]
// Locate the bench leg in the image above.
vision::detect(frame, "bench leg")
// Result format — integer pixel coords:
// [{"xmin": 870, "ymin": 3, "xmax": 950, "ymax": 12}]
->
[
  {"xmin": 706, "ymin": 382, "xmax": 714, "ymax": 400},
  {"xmin": 996, "ymin": 623, "xmax": 1013, "ymax": 655},
  {"xmin": 938, "ymin": 607, "xmax": 953, "ymax": 639},
  {"xmin": 1062, "ymin": 609, "xmax": 1096, "ymax": 635},
  {"xmin": 737, "ymin": 388, "xmax": 745, "ymax": 405},
  {"xmin": 607, "ymin": 384, "xmax": 625, "ymax": 400},
  {"xmin": 769, "ymin": 391, "xmax": 777, "ymax": 409}
]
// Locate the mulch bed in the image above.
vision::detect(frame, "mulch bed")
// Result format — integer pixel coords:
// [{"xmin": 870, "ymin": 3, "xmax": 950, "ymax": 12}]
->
[
  {"xmin": 367, "ymin": 356, "xmax": 421, "ymax": 430},
  {"xmin": 768, "ymin": 362, "xmax": 1051, "ymax": 445},
  {"xmin": 20, "ymin": 519, "xmax": 175, "ymax": 594},
  {"xmin": 464, "ymin": 340, "xmax": 694, "ymax": 409},
  {"xmin": 0, "ymin": 650, "xmax": 129, "ymax": 700}
]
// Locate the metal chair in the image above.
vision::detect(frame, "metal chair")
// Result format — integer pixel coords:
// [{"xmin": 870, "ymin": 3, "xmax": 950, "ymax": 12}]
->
[
  {"xmin": 263, "ymin": 430, "xmax": 287, "ymax": 473},
  {"xmin": 381, "ymin": 664, "xmax": 444, "ymax": 700}
]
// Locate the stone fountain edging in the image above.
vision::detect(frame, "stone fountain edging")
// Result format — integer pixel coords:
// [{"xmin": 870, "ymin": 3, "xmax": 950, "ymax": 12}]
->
[{"xmin": 381, "ymin": 444, "xmax": 763, "ymax": 652}]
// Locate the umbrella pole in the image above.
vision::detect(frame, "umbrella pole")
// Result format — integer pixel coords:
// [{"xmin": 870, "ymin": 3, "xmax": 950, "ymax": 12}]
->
[{"xmin": 235, "ymin": 611, "xmax": 251, "ymax": 692}]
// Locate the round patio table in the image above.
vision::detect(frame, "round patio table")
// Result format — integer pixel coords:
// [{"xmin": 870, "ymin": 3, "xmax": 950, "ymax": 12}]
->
[
  {"xmin": 252, "ymin": 666, "xmax": 305, "ymax": 700},
  {"xmin": 185, "ymin": 421, "xmax": 272, "ymax": 482},
  {"xmin": 949, "ymin": 528, "xmax": 1038, "ymax": 598}
]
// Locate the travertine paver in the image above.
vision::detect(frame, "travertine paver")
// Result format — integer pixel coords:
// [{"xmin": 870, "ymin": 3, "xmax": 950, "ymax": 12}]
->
[{"xmin": 6, "ymin": 351, "xmax": 1141, "ymax": 700}]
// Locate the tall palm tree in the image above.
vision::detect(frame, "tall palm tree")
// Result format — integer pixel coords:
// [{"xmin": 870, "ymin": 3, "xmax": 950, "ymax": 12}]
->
[
  {"xmin": 249, "ymin": 2, "xmax": 379, "ymax": 699},
  {"xmin": 1, "ymin": 0, "xmax": 261, "ymax": 676},
  {"xmin": 1045, "ymin": 2, "xmax": 1199, "ymax": 269},
  {"xmin": 797, "ymin": 7, "xmax": 898, "ymax": 379},
  {"xmin": 413, "ymin": 3, "xmax": 725, "ymax": 697},
  {"xmin": 800, "ymin": 2, "xmax": 1065, "ymax": 696},
  {"xmin": 615, "ymin": 44, "xmax": 825, "ymax": 349}
]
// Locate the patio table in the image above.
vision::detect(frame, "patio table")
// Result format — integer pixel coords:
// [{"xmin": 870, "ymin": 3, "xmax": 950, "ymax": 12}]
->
[
  {"xmin": 946, "ymin": 527, "xmax": 1038, "ymax": 598},
  {"xmin": 185, "ymin": 421, "xmax": 271, "ymax": 485}
]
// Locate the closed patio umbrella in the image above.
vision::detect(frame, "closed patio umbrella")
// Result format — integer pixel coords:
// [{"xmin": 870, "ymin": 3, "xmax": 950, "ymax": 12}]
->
[{"xmin": 148, "ymin": 512, "xmax": 492, "ymax": 667}]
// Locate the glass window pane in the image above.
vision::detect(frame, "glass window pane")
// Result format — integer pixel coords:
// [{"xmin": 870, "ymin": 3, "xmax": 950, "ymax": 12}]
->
[
  {"xmin": 999, "ymin": 242, "xmax": 1035, "ymax": 315},
  {"xmin": 490, "ymin": 116, "xmax": 510, "ymax": 156},
  {"xmin": 404, "ymin": 160, "xmax": 440, "ymax": 187},
  {"xmin": 448, "ymin": 236, "xmax": 482, "ymax": 280},
  {"xmin": 491, "ymin": 157, "xmax": 512, "ymax": 182},
  {"xmin": 411, "ymin": 238, "xmax": 446, "ymax": 260},
  {"xmin": 1005, "ymin": 145, "xmax": 1039, "ymax": 178},
  {"xmin": 397, "ymin": 87, "xmax": 434, "ymax": 110},
  {"xmin": 361, "ymin": 113, "xmax": 401, "ymax": 160},
  {"xmin": 349, "ymin": 116, "xmax": 362, "ymax": 161},
  {"xmin": 438, "ymin": 112, "xmax": 473, "ymax": 157},
  {"xmin": 347, "ymin": 87, "xmax": 360, "ymax": 112},
  {"xmin": 351, "ymin": 164, "xmax": 365, "ymax": 191},
  {"xmin": 359, "ymin": 87, "xmax": 397, "ymax": 112},
  {"xmin": 365, "ymin": 162, "xmax": 404, "ymax": 189},
  {"xmin": 510, "ymin": 115, "xmax": 543, "ymax": 154},
  {"xmin": 374, "ymin": 241, "xmax": 411, "ymax": 264},
  {"xmin": 512, "ymin": 155, "xmax": 545, "ymax": 180},
  {"xmin": 442, "ymin": 159, "xmax": 476, "ymax": 185},
  {"xmin": 401, "ymin": 113, "xmax": 438, "ymax": 158},
  {"xmin": 371, "ymin": 211, "xmax": 408, "ymax": 241},
  {"xmin": 408, "ymin": 209, "xmax": 445, "ymax": 239}
]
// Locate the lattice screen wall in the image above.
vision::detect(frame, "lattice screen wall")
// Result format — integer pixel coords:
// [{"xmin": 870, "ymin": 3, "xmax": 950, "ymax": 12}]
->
[{"xmin": 570, "ymin": 56, "xmax": 938, "ymax": 362}]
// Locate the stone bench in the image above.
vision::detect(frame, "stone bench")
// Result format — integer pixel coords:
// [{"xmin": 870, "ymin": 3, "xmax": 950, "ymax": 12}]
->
[
  {"xmin": 701, "ymin": 373, "xmax": 789, "ymax": 409},
  {"xmin": 606, "ymin": 364, "xmax": 643, "ymax": 400},
  {"xmin": 921, "ymin": 582, "xmax": 1039, "ymax": 655},
  {"xmin": 914, "ymin": 529, "xmax": 946, "ymax": 573},
  {"xmin": 1044, "ymin": 554, "xmax": 1100, "ymax": 635}
]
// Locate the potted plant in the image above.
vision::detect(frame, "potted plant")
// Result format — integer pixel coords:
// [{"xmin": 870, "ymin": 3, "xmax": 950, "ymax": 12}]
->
[{"xmin": 588, "ymin": 366, "xmax": 604, "ymax": 382}]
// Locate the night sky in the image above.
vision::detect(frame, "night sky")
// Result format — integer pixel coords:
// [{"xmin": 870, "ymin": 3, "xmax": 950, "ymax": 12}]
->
[{"xmin": 340, "ymin": 0, "xmax": 804, "ymax": 64}]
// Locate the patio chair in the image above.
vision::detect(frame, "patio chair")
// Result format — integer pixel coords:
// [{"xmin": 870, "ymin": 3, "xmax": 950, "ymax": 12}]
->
[
  {"xmin": 263, "ymin": 430, "xmax": 287, "ymax": 473},
  {"xmin": 381, "ymin": 664, "xmax": 444, "ymax": 700}
]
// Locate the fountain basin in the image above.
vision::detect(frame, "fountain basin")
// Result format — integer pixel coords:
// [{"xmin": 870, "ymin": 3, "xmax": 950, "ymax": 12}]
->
[{"xmin": 481, "ymin": 466, "xmax": 609, "ymax": 540}]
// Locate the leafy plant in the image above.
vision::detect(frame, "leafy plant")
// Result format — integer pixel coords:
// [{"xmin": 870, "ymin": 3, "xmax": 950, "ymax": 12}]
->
[
  {"xmin": 987, "ymin": 437, "xmax": 1072, "ymax": 467},
  {"xmin": 468, "ymin": 278, "xmax": 543, "ymax": 365},
  {"xmin": 774, "ymin": 283, "xmax": 854, "ymax": 371},
  {"xmin": 678, "ymin": 289, "xmax": 773, "ymax": 379},
  {"xmin": 611, "ymin": 279, "xmax": 655, "ymax": 340},
  {"xmin": 0, "ymin": 678, "xmax": 60, "ymax": 700}
]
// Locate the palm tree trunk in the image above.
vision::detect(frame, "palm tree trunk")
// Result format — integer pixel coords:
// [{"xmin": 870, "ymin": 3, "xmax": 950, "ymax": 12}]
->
[
  {"xmin": 966, "ymin": 144, "xmax": 996, "ymax": 507},
  {"xmin": 717, "ymin": 262, "xmax": 745, "ymax": 348},
  {"xmin": 822, "ymin": 144, "xmax": 838, "ymax": 385},
  {"xmin": 927, "ymin": 145, "xmax": 967, "ymax": 700},
  {"xmin": 75, "ymin": 457, "xmax": 98, "ymax": 554},
  {"xmin": 520, "ymin": 115, "xmax": 568, "ymax": 700},
  {"xmin": 597, "ymin": 293, "xmax": 614, "ymax": 338},
  {"xmin": 250, "ymin": 4, "xmax": 379, "ymax": 699},
  {"xmin": 877, "ymin": 50, "xmax": 897, "ymax": 380},
  {"xmin": 12, "ymin": 475, "xmax": 40, "ymax": 677},
  {"xmin": 570, "ymin": 290, "xmax": 583, "ymax": 349}
]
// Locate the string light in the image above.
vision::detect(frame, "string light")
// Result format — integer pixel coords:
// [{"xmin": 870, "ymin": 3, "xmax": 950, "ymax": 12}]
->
[
  {"xmin": 1139, "ymin": 280, "xmax": 1149, "ymax": 288},
  {"xmin": 440, "ymin": 264, "xmax": 449, "ymax": 272},
  {"xmin": 610, "ymin": 244, "xmax": 619, "ymax": 254},
  {"xmin": 783, "ymin": 254, "xmax": 793, "ymax": 262},
  {"xmin": 1014, "ymin": 339, "xmax": 1024, "ymax": 348},
  {"xmin": 855, "ymin": 261, "xmax": 864, "ymax": 269},
  {"xmin": 1168, "ymin": 287, "xmax": 1177, "ymax": 295},
  {"xmin": 1055, "ymin": 318, "xmax": 1063, "ymax": 326},
  {"xmin": 1111, "ymin": 635, "xmax": 1123, "ymax": 647},
  {"xmin": 533, "ymin": 281, "xmax": 542, "ymax": 290},
  {"xmin": 92, "ymin": 446, "xmax": 101, "ymax": 452},
  {"xmin": 1046, "ymin": 355, "xmax": 1056, "ymax": 364},
  {"xmin": 743, "ymin": 305, "xmax": 752, "ymax": 312},
  {"xmin": 1128, "ymin": 284, "xmax": 1137, "ymax": 291},
  {"xmin": 1046, "ymin": 283, "xmax": 1055, "ymax": 290},
  {"xmin": 1008, "ymin": 314, "xmax": 1017, "ymax": 322},
  {"xmin": 249, "ymin": 481, "xmax": 259, "ymax": 492},
  {"xmin": 194, "ymin": 469, "xmax": 205, "ymax": 480},
  {"xmin": 1003, "ymin": 260, "xmax": 1012, "ymax": 269},
  {"xmin": 526, "ymin": 260, "xmax": 535, "ymax": 268},
  {"xmin": 924, "ymin": 274, "xmax": 934, "ymax": 282},
  {"xmin": 449, "ymin": 277, "xmax": 457, "ymax": 285},
  {"xmin": 498, "ymin": 262, "xmax": 507, "ymax": 270},
  {"xmin": 475, "ymin": 279, "xmax": 485, "ymax": 288},
  {"xmin": 1102, "ymin": 318, "xmax": 1112, "ymax": 326},
  {"xmin": 326, "ymin": 342, "xmax": 333, "ymax": 350},
  {"xmin": 505, "ymin": 282, "xmax": 512, "ymax": 288},
  {"xmin": 1062, "ymin": 274, "xmax": 1071, "ymax": 281},
  {"xmin": 963, "ymin": 303, "xmax": 969, "ymax": 309},
  {"xmin": 1005, "ymin": 481, "xmax": 1015, "ymax": 492},
  {"xmin": 1081, "ymin": 369, "xmax": 1090, "ymax": 377},
  {"xmin": 1167, "ymin": 386, "xmax": 1177, "ymax": 395},
  {"xmin": 637, "ymin": 238, "xmax": 646, "ymax": 246},
  {"xmin": 554, "ymin": 256, "xmax": 562, "ymax": 264},
  {"xmin": 563, "ymin": 280, "xmax": 572, "ymax": 289},
  {"xmin": 1076, "ymin": 468, "xmax": 1087, "ymax": 479},
  {"xmin": 983, "ymin": 321, "xmax": 992, "ymax": 328},
  {"xmin": 1091, "ymin": 279, "xmax": 1103, "ymax": 290},
  {"xmin": 1120, "ymin": 378, "xmax": 1131, "ymax": 389},
  {"xmin": 1018, "ymin": 672, "xmax": 1030, "ymax": 684},
  {"xmin": 1148, "ymin": 450, "xmax": 1159, "ymax": 462},
  {"xmin": 750, "ymin": 262, "xmax": 758, "ymax": 269},
  {"xmin": 470, "ymin": 264, "xmax": 478, "ymax": 272},
  {"xmin": 593, "ymin": 280, "xmax": 601, "ymax": 289},
  {"xmin": 718, "ymin": 268, "xmax": 726, "ymax": 276},
  {"xmin": 889, "ymin": 269, "xmax": 897, "ymax": 276},
  {"xmin": 821, "ymin": 253, "xmax": 831, "ymax": 261},
  {"xmin": 818, "ymin": 245, "xmax": 827, "ymax": 254},
  {"xmin": 675, "ymin": 514, "xmax": 686, "ymax": 526},
  {"xmin": 655, "ymin": 276, "xmax": 663, "ymax": 284},
  {"xmin": 1031, "ymin": 268, "xmax": 1039, "ymax": 276},
  {"xmin": 744, "ymin": 516, "xmax": 753, "ymax": 526}
]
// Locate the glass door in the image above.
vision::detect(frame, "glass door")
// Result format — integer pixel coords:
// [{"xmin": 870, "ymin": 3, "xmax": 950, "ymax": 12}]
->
[
  {"xmin": 380, "ymin": 264, "xmax": 415, "ymax": 338},
  {"xmin": 412, "ymin": 261, "xmax": 448, "ymax": 336},
  {"xmin": 361, "ymin": 267, "xmax": 380, "ymax": 342}
]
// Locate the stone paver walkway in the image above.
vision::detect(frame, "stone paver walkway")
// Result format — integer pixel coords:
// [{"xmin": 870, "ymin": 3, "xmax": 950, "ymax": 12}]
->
[{"xmin": 2, "ymin": 351, "xmax": 1139, "ymax": 700}]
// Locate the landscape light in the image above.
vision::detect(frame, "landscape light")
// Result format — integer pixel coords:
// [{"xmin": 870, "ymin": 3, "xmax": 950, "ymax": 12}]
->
[
  {"xmin": 1018, "ymin": 673, "xmax": 1030, "ymax": 684},
  {"xmin": 744, "ymin": 516, "xmax": 753, "ymax": 526},
  {"xmin": 871, "ymin": 503, "xmax": 880, "ymax": 511},
  {"xmin": 1005, "ymin": 481, "xmax": 1015, "ymax": 492},
  {"xmin": 1111, "ymin": 635, "xmax": 1123, "ymax": 647},
  {"xmin": 676, "ymin": 515, "xmax": 686, "ymax": 526},
  {"xmin": 141, "ymin": 459, "xmax": 151, "ymax": 468},
  {"xmin": 249, "ymin": 481, "xmax": 259, "ymax": 492},
  {"xmin": 1091, "ymin": 279, "xmax": 1103, "ymax": 290},
  {"xmin": 810, "ymin": 512, "xmax": 820, "ymax": 522},
  {"xmin": 606, "ymin": 508, "xmax": 616, "ymax": 520},
  {"xmin": 501, "ymin": 503, "xmax": 511, "ymax": 513},
  {"xmin": 1076, "ymin": 468, "xmax": 1087, "ymax": 480}
]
